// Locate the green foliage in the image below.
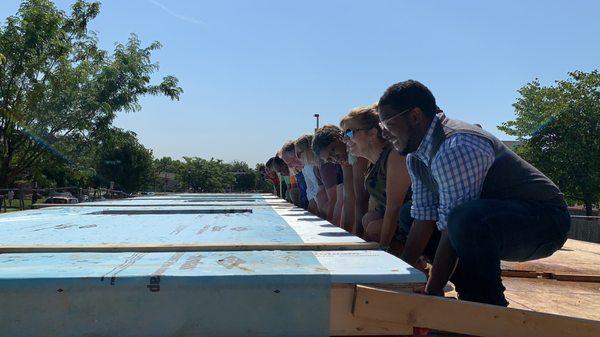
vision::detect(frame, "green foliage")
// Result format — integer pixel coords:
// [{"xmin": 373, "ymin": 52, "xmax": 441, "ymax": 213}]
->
[
  {"xmin": 154, "ymin": 156, "xmax": 183, "ymax": 174},
  {"xmin": 499, "ymin": 70, "xmax": 600, "ymax": 214},
  {"xmin": 179, "ymin": 157, "xmax": 236, "ymax": 193},
  {"xmin": 0, "ymin": 0, "xmax": 182, "ymax": 187},
  {"xmin": 150, "ymin": 158, "xmax": 270, "ymax": 193},
  {"xmin": 228, "ymin": 160, "xmax": 256, "ymax": 192},
  {"xmin": 95, "ymin": 128, "xmax": 154, "ymax": 192}
]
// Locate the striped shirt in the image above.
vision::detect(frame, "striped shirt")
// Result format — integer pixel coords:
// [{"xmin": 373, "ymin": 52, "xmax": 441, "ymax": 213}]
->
[{"xmin": 408, "ymin": 115, "xmax": 495, "ymax": 230}]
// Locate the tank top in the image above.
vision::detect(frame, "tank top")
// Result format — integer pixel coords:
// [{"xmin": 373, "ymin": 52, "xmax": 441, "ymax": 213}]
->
[{"xmin": 365, "ymin": 145, "xmax": 394, "ymax": 213}]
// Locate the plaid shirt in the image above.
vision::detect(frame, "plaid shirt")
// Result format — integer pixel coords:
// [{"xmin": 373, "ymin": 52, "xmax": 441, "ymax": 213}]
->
[{"xmin": 407, "ymin": 115, "xmax": 495, "ymax": 230}]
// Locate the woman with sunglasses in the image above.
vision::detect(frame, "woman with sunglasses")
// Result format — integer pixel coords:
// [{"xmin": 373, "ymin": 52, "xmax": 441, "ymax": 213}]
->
[
  {"xmin": 312, "ymin": 125, "xmax": 369, "ymax": 234},
  {"xmin": 340, "ymin": 105, "xmax": 411, "ymax": 251}
]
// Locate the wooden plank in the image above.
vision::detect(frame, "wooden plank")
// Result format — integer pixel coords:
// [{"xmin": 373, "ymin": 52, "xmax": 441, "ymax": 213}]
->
[
  {"xmin": 552, "ymin": 273, "xmax": 600, "ymax": 282},
  {"xmin": 502, "ymin": 239, "xmax": 600, "ymax": 276},
  {"xmin": 329, "ymin": 284, "xmax": 414, "ymax": 336},
  {"xmin": 502, "ymin": 277, "xmax": 600, "ymax": 321},
  {"xmin": 501, "ymin": 270, "xmax": 600, "ymax": 282},
  {"xmin": 0, "ymin": 241, "xmax": 381, "ymax": 253},
  {"xmin": 353, "ymin": 285, "xmax": 600, "ymax": 337}
]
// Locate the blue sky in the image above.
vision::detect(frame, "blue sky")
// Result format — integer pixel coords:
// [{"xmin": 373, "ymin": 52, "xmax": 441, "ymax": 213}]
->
[{"xmin": 2, "ymin": 1, "xmax": 599, "ymax": 167}]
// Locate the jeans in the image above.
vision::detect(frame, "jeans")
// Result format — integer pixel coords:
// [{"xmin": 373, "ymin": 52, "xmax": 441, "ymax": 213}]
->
[
  {"xmin": 400, "ymin": 199, "xmax": 570, "ymax": 306},
  {"xmin": 296, "ymin": 172, "xmax": 309, "ymax": 209}
]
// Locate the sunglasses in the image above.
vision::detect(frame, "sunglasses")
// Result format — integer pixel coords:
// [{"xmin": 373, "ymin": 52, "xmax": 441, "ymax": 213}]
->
[
  {"xmin": 379, "ymin": 107, "xmax": 413, "ymax": 131},
  {"xmin": 343, "ymin": 128, "xmax": 369, "ymax": 139}
]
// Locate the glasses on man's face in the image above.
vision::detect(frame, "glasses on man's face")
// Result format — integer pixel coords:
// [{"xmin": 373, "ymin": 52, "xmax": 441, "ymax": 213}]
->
[{"xmin": 379, "ymin": 107, "xmax": 413, "ymax": 132}]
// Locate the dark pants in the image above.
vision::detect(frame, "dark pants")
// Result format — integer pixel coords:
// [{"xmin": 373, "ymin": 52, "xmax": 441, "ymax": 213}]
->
[
  {"xmin": 400, "ymin": 199, "xmax": 570, "ymax": 306},
  {"xmin": 296, "ymin": 172, "xmax": 309, "ymax": 209}
]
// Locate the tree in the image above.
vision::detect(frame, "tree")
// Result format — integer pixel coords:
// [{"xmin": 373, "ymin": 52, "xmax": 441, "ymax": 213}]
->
[
  {"xmin": 155, "ymin": 156, "xmax": 183, "ymax": 174},
  {"xmin": 95, "ymin": 128, "xmax": 154, "ymax": 192},
  {"xmin": 153, "ymin": 156, "xmax": 183, "ymax": 192},
  {"xmin": 179, "ymin": 157, "xmax": 235, "ymax": 192},
  {"xmin": 228, "ymin": 160, "xmax": 256, "ymax": 192},
  {"xmin": 0, "ymin": 0, "xmax": 182, "ymax": 187},
  {"xmin": 499, "ymin": 71, "xmax": 600, "ymax": 215}
]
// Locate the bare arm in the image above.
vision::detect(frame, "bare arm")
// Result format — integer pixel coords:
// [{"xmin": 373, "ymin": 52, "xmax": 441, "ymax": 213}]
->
[
  {"xmin": 333, "ymin": 184, "xmax": 343, "ymax": 226},
  {"xmin": 401, "ymin": 219, "xmax": 436, "ymax": 268},
  {"xmin": 341, "ymin": 164, "xmax": 355, "ymax": 232},
  {"xmin": 426, "ymin": 230, "xmax": 457, "ymax": 295},
  {"xmin": 352, "ymin": 158, "xmax": 369, "ymax": 236},
  {"xmin": 325, "ymin": 186, "xmax": 337, "ymax": 224},
  {"xmin": 379, "ymin": 152, "xmax": 411, "ymax": 246}
]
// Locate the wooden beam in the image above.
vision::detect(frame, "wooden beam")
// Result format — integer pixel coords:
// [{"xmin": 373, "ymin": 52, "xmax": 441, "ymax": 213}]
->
[
  {"xmin": 0, "ymin": 241, "xmax": 381, "ymax": 254},
  {"xmin": 353, "ymin": 285, "xmax": 600, "ymax": 337},
  {"xmin": 329, "ymin": 284, "xmax": 415, "ymax": 336},
  {"xmin": 502, "ymin": 269, "xmax": 600, "ymax": 283}
]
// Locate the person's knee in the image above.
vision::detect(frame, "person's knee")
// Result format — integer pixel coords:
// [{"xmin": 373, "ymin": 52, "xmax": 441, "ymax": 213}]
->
[
  {"xmin": 447, "ymin": 201, "xmax": 487, "ymax": 253},
  {"xmin": 365, "ymin": 221, "xmax": 380, "ymax": 242},
  {"xmin": 361, "ymin": 213, "xmax": 371, "ymax": 231}
]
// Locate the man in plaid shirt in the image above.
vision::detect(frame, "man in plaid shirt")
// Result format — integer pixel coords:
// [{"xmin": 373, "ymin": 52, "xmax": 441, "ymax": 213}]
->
[{"xmin": 378, "ymin": 80, "xmax": 570, "ymax": 306}]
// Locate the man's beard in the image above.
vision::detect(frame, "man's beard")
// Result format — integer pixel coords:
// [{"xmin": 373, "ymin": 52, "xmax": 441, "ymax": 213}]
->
[{"xmin": 391, "ymin": 135, "xmax": 409, "ymax": 155}]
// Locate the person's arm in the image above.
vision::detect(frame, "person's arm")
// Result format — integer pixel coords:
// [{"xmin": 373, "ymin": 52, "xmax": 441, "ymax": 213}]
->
[
  {"xmin": 402, "ymin": 219, "xmax": 437, "ymax": 268},
  {"xmin": 426, "ymin": 230, "xmax": 457, "ymax": 295},
  {"xmin": 325, "ymin": 186, "xmax": 337, "ymax": 224},
  {"xmin": 352, "ymin": 158, "xmax": 369, "ymax": 236},
  {"xmin": 341, "ymin": 164, "xmax": 355, "ymax": 232},
  {"xmin": 315, "ymin": 186, "xmax": 328, "ymax": 218},
  {"xmin": 426, "ymin": 134, "xmax": 495, "ymax": 294},
  {"xmin": 333, "ymin": 184, "xmax": 343, "ymax": 226},
  {"xmin": 380, "ymin": 152, "xmax": 411, "ymax": 246},
  {"xmin": 400, "ymin": 156, "xmax": 439, "ymax": 267}
]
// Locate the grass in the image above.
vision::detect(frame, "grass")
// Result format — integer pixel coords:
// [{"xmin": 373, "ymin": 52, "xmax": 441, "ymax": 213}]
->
[{"xmin": 0, "ymin": 198, "xmax": 34, "ymax": 213}]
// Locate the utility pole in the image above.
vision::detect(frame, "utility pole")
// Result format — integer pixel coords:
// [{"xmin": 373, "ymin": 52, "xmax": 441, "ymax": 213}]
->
[{"xmin": 313, "ymin": 113, "xmax": 320, "ymax": 131}]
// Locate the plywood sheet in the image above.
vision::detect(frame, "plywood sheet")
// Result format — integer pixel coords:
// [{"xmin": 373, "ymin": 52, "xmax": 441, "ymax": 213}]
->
[
  {"xmin": 503, "ymin": 277, "xmax": 600, "ymax": 321},
  {"xmin": 502, "ymin": 239, "xmax": 600, "ymax": 276}
]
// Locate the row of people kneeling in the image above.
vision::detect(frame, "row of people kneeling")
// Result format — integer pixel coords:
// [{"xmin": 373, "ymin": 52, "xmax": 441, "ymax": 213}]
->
[{"xmin": 261, "ymin": 80, "xmax": 571, "ymax": 308}]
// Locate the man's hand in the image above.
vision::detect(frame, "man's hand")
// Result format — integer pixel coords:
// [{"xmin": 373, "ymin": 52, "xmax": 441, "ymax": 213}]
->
[{"xmin": 426, "ymin": 230, "xmax": 457, "ymax": 297}]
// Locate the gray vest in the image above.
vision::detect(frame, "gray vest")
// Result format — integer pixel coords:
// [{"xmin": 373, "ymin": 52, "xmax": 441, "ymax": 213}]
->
[{"xmin": 409, "ymin": 113, "xmax": 566, "ymax": 209}]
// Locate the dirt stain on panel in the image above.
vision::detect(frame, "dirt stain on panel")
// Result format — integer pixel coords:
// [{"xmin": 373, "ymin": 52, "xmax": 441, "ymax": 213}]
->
[
  {"xmin": 180, "ymin": 254, "xmax": 204, "ymax": 270},
  {"xmin": 170, "ymin": 224, "xmax": 188, "ymax": 235},
  {"xmin": 153, "ymin": 252, "xmax": 185, "ymax": 276},
  {"xmin": 230, "ymin": 227, "xmax": 247, "ymax": 231},
  {"xmin": 211, "ymin": 225, "xmax": 227, "ymax": 232},
  {"xmin": 196, "ymin": 224, "xmax": 210, "ymax": 235},
  {"xmin": 217, "ymin": 255, "xmax": 252, "ymax": 272},
  {"xmin": 101, "ymin": 252, "xmax": 147, "ymax": 284},
  {"xmin": 78, "ymin": 224, "xmax": 97, "ymax": 229}
]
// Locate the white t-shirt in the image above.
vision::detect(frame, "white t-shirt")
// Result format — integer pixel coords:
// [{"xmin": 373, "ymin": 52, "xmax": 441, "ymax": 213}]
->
[{"xmin": 302, "ymin": 165, "xmax": 320, "ymax": 201}]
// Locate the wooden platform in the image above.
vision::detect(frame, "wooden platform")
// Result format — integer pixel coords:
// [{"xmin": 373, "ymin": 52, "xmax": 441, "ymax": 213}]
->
[
  {"xmin": 443, "ymin": 238, "xmax": 600, "ymax": 322},
  {"xmin": 501, "ymin": 239, "xmax": 600, "ymax": 321}
]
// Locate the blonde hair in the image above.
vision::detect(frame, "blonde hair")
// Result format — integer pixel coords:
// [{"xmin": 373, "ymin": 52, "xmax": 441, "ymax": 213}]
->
[
  {"xmin": 340, "ymin": 104, "xmax": 383, "ymax": 139},
  {"xmin": 294, "ymin": 134, "xmax": 313, "ymax": 152}
]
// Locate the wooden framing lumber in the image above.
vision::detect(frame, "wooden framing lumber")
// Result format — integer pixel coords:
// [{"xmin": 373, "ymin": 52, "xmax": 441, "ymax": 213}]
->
[
  {"xmin": 329, "ymin": 284, "xmax": 415, "ymax": 335},
  {"xmin": 353, "ymin": 285, "xmax": 600, "ymax": 337},
  {"xmin": 502, "ymin": 269, "xmax": 600, "ymax": 283},
  {"xmin": 0, "ymin": 241, "xmax": 381, "ymax": 254}
]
